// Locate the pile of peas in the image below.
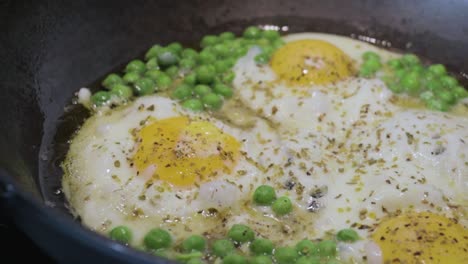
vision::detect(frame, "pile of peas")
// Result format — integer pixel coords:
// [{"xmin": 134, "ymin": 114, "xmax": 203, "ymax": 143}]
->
[
  {"xmin": 107, "ymin": 184, "xmax": 362, "ymax": 263},
  {"xmin": 90, "ymin": 26, "xmax": 284, "ymax": 111},
  {"xmin": 359, "ymin": 51, "xmax": 468, "ymax": 111},
  {"xmin": 108, "ymin": 223, "xmax": 359, "ymax": 264},
  {"xmin": 252, "ymin": 185, "xmax": 293, "ymax": 216}
]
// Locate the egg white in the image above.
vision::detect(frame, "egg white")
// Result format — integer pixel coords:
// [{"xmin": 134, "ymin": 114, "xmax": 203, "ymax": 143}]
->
[
  {"xmin": 64, "ymin": 32, "xmax": 468, "ymax": 263},
  {"xmin": 62, "ymin": 96, "xmax": 285, "ymax": 244},
  {"xmin": 231, "ymin": 33, "xmax": 468, "ymax": 260}
]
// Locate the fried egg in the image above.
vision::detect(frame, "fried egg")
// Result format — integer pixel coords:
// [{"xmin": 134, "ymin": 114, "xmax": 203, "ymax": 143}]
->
[
  {"xmin": 62, "ymin": 96, "xmax": 285, "ymax": 244},
  {"xmin": 64, "ymin": 31, "xmax": 468, "ymax": 263},
  {"xmin": 231, "ymin": 33, "xmax": 468, "ymax": 262}
]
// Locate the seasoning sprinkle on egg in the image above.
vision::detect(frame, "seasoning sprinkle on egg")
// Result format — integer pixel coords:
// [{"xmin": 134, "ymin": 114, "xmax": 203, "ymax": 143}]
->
[{"xmin": 64, "ymin": 26, "xmax": 468, "ymax": 263}]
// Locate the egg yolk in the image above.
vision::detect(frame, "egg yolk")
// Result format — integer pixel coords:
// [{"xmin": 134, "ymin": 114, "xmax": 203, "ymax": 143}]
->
[
  {"xmin": 133, "ymin": 117, "xmax": 240, "ymax": 187},
  {"xmin": 371, "ymin": 212, "xmax": 468, "ymax": 263},
  {"xmin": 271, "ymin": 39, "xmax": 354, "ymax": 86}
]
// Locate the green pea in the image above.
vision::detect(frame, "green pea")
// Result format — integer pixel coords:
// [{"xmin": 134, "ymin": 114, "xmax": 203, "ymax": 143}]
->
[
  {"xmin": 180, "ymin": 58, "xmax": 197, "ymax": 70},
  {"xmin": 317, "ymin": 240, "xmax": 337, "ymax": 257},
  {"xmin": 196, "ymin": 65, "xmax": 216, "ymax": 84},
  {"xmin": 272, "ymin": 196, "xmax": 293, "ymax": 216},
  {"xmin": 296, "ymin": 256, "xmax": 321, "ymax": 264},
  {"xmin": 336, "ymin": 228, "xmax": 359, "ymax": 242},
  {"xmin": 400, "ymin": 71, "xmax": 421, "ymax": 94},
  {"xmin": 123, "ymin": 71, "xmax": 141, "ymax": 84},
  {"xmin": 212, "ymin": 77, "xmax": 223, "ymax": 86},
  {"xmin": 253, "ymin": 185, "xmax": 276, "ymax": 205},
  {"xmin": 423, "ymin": 70, "xmax": 438, "ymax": 83},
  {"xmin": 250, "ymin": 255, "xmax": 272, "ymax": 264},
  {"xmin": 410, "ymin": 65, "xmax": 425, "ymax": 75},
  {"xmin": 437, "ymin": 90, "xmax": 455, "ymax": 104},
  {"xmin": 440, "ymin": 75, "xmax": 458, "ymax": 89},
  {"xmin": 201, "ymin": 35, "xmax": 219, "ymax": 48},
  {"xmin": 91, "ymin": 91, "xmax": 111, "ymax": 106},
  {"xmin": 243, "ymin": 26, "xmax": 262, "ymax": 39},
  {"xmin": 426, "ymin": 79, "xmax": 442, "ymax": 91},
  {"xmin": 220, "ymin": 41, "xmax": 235, "ymax": 53},
  {"xmin": 145, "ymin": 69, "xmax": 163, "ymax": 81},
  {"xmin": 255, "ymin": 53, "xmax": 271, "ymax": 64},
  {"xmin": 109, "ymin": 226, "xmax": 132, "ymax": 244},
  {"xmin": 240, "ymin": 38, "xmax": 255, "ymax": 47},
  {"xmin": 198, "ymin": 50, "xmax": 217, "ymax": 65},
  {"xmin": 426, "ymin": 98, "xmax": 450, "ymax": 112},
  {"xmin": 181, "ymin": 235, "xmax": 206, "ymax": 252},
  {"xmin": 182, "ymin": 99, "xmax": 204, "ymax": 111},
  {"xmin": 134, "ymin": 78, "xmax": 156, "ymax": 96},
  {"xmin": 165, "ymin": 65, "xmax": 179, "ymax": 79},
  {"xmin": 362, "ymin": 51, "xmax": 380, "ymax": 61},
  {"xmin": 214, "ymin": 60, "xmax": 231, "ymax": 74},
  {"xmin": 387, "ymin": 59, "xmax": 402, "ymax": 70},
  {"xmin": 194, "ymin": 84, "xmax": 212, "ymax": 97},
  {"xmin": 222, "ymin": 71, "xmax": 236, "ymax": 84},
  {"xmin": 111, "ymin": 84, "xmax": 133, "ymax": 99},
  {"xmin": 155, "ymin": 73, "xmax": 172, "ymax": 91},
  {"xmin": 182, "ymin": 48, "xmax": 199, "ymax": 60},
  {"xmin": 125, "ymin": 59, "xmax": 146, "ymax": 73},
  {"xmin": 250, "ymin": 238, "xmax": 274, "ymax": 255},
  {"xmin": 157, "ymin": 48, "xmax": 180, "ymax": 67},
  {"xmin": 394, "ymin": 68, "xmax": 406, "ymax": 79},
  {"xmin": 453, "ymin": 86, "xmax": 468, "ymax": 99},
  {"xmin": 144, "ymin": 228, "xmax": 172, "ymax": 250},
  {"xmin": 102, "ymin": 73, "xmax": 123, "ymax": 89},
  {"xmin": 176, "ymin": 251, "xmax": 204, "ymax": 262},
  {"xmin": 213, "ymin": 43, "xmax": 230, "ymax": 58},
  {"xmin": 184, "ymin": 72, "xmax": 197, "ymax": 86},
  {"xmin": 401, "ymin": 54, "xmax": 420, "ymax": 66},
  {"xmin": 187, "ymin": 258, "xmax": 205, "ymax": 264},
  {"xmin": 261, "ymin": 46, "xmax": 275, "ymax": 55},
  {"xmin": 262, "ymin": 30, "xmax": 280, "ymax": 41},
  {"xmin": 223, "ymin": 254, "xmax": 247, "ymax": 264},
  {"xmin": 229, "ymin": 39, "xmax": 243, "ymax": 48},
  {"xmin": 256, "ymin": 38, "xmax": 270, "ymax": 47},
  {"xmin": 272, "ymin": 39, "xmax": 285, "ymax": 49},
  {"xmin": 146, "ymin": 57, "xmax": 160, "ymax": 70},
  {"xmin": 167, "ymin": 42, "xmax": 183, "ymax": 54},
  {"xmin": 213, "ymin": 84, "xmax": 233, "ymax": 98},
  {"xmin": 274, "ymin": 246, "xmax": 299, "ymax": 264},
  {"xmin": 359, "ymin": 65, "xmax": 376, "ymax": 78},
  {"xmin": 220, "ymin": 31, "xmax": 236, "ymax": 41},
  {"xmin": 211, "ymin": 239, "xmax": 235, "ymax": 257},
  {"xmin": 363, "ymin": 58, "xmax": 382, "ymax": 71},
  {"xmin": 172, "ymin": 84, "xmax": 192, "ymax": 100},
  {"xmin": 145, "ymin": 44, "xmax": 163, "ymax": 60},
  {"xmin": 232, "ymin": 46, "xmax": 247, "ymax": 58},
  {"xmin": 295, "ymin": 239, "xmax": 318, "ymax": 256},
  {"xmin": 225, "ymin": 58, "xmax": 237, "ymax": 68},
  {"xmin": 202, "ymin": 93, "xmax": 223, "ymax": 110},
  {"xmin": 428, "ymin": 64, "xmax": 447, "ymax": 76},
  {"xmin": 228, "ymin": 224, "xmax": 255, "ymax": 243}
]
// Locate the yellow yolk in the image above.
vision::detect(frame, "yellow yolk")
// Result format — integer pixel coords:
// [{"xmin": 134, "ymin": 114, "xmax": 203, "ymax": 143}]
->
[
  {"xmin": 371, "ymin": 212, "xmax": 468, "ymax": 263},
  {"xmin": 271, "ymin": 39, "xmax": 354, "ymax": 86},
  {"xmin": 133, "ymin": 117, "xmax": 240, "ymax": 187}
]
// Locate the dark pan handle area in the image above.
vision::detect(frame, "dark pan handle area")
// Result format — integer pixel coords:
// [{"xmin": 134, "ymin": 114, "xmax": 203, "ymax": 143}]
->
[{"xmin": 1, "ymin": 0, "xmax": 467, "ymax": 263}]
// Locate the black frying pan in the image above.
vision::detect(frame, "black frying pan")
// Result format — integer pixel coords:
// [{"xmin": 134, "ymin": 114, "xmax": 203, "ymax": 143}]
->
[{"xmin": 1, "ymin": 0, "xmax": 467, "ymax": 263}]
